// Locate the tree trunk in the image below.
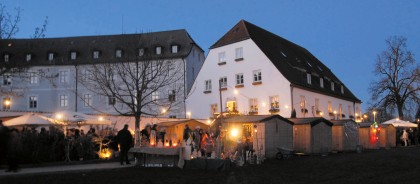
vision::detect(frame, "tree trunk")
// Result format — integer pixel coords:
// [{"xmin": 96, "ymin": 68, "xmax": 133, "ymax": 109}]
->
[
  {"xmin": 134, "ymin": 115, "xmax": 141, "ymax": 147},
  {"xmin": 397, "ymin": 104, "xmax": 404, "ymax": 120}
]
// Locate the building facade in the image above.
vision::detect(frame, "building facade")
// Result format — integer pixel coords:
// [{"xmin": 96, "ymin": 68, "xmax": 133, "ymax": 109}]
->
[
  {"xmin": 186, "ymin": 20, "xmax": 362, "ymax": 120},
  {"xmin": 0, "ymin": 30, "xmax": 205, "ymax": 118}
]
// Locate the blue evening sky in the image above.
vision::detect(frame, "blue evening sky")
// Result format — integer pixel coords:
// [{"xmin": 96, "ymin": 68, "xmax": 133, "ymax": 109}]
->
[{"xmin": 2, "ymin": 0, "xmax": 420, "ymax": 111}]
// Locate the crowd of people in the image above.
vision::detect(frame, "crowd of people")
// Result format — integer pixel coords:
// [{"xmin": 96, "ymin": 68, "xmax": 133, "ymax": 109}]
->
[{"xmin": 398, "ymin": 128, "xmax": 419, "ymax": 146}]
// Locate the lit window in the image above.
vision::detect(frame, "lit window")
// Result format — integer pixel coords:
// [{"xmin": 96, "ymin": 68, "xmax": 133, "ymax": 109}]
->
[
  {"xmin": 26, "ymin": 54, "xmax": 32, "ymax": 62},
  {"xmin": 339, "ymin": 104, "xmax": 343, "ymax": 119},
  {"xmin": 156, "ymin": 47, "xmax": 162, "ymax": 55},
  {"xmin": 300, "ymin": 96, "xmax": 306, "ymax": 109},
  {"xmin": 84, "ymin": 94, "xmax": 92, "ymax": 107},
  {"xmin": 320, "ymin": 78, "xmax": 324, "ymax": 88},
  {"xmin": 220, "ymin": 77, "xmax": 227, "ymax": 88},
  {"xmin": 29, "ymin": 96, "xmax": 37, "ymax": 109},
  {"xmin": 60, "ymin": 95, "xmax": 68, "ymax": 107},
  {"xmin": 235, "ymin": 73, "xmax": 244, "ymax": 85},
  {"xmin": 226, "ymin": 100, "xmax": 237, "ymax": 112},
  {"xmin": 249, "ymin": 98, "xmax": 258, "ymax": 113},
  {"xmin": 3, "ymin": 97, "xmax": 11, "ymax": 110},
  {"xmin": 235, "ymin": 47, "xmax": 243, "ymax": 60},
  {"xmin": 93, "ymin": 51, "xmax": 100, "ymax": 59},
  {"xmin": 3, "ymin": 74, "xmax": 12, "ymax": 85},
  {"xmin": 60, "ymin": 71, "xmax": 69, "ymax": 83},
  {"xmin": 152, "ymin": 91, "xmax": 159, "ymax": 100},
  {"xmin": 171, "ymin": 45, "xmax": 178, "ymax": 53},
  {"xmin": 218, "ymin": 52, "xmax": 226, "ymax": 63},
  {"xmin": 269, "ymin": 96, "xmax": 279, "ymax": 109},
  {"xmin": 139, "ymin": 48, "xmax": 144, "ymax": 56},
  {"xmin": 116, "ymin": 49, "xmax": 122, "ymax": 58},
  {"xmin": 341, "ymin": 85, "xmax": 344, "ymax": 94},
  {"xmin": 205, "ymin": 80, "xmax": 212, "ymax": 91},
  {"xmin": 307, "ymin": 73, "xmax": 312, "ymax": 84},
  {"xmin": 70, "ymin": 52, "xmax": 77, "ymax": 60},
  {"xmin": 30, "ymin": 72, "xmax": 38, "ymax": 84},
  {"xmin": 48, "ymin": 53, "xmax": 54, "ymax": 61},
  {"xmin": 331, "ymin": 82, "xmax": 335, "ymax": 91},
  {"xmin": 328, "ymin": 101, "xmax": 332, "ymax": 113},
  {"xmin": 4, "ymin": 54, "xmax": 9, "ymax": 62},
  {"xmin": 253, "ymin": 70, "xmax": 262, "ymax": 82}
]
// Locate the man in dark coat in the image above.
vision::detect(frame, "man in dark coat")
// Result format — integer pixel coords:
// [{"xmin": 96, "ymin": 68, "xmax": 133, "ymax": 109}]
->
[
  {"xmin": 117, "ymin": 124, "xmax": 133, "ymax": 165},
  {"xmin": 0, "ymin": 120, "xmax": 10, "ymax": 166}
]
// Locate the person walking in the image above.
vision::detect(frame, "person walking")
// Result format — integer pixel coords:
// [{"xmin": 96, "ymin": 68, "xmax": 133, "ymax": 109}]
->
[{"xmin": 117, "ymin": 124, "xmax": 133, "ymax": 165}]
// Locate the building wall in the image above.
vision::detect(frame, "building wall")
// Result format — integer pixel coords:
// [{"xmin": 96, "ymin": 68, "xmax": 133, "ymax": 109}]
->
[
  {"xmin": 292, "ymin": 87, "xmax": 362, "ymax": 120},
  {"xmin": 186, "ymin": 39, "xmax": 292, "ymax": 119}
]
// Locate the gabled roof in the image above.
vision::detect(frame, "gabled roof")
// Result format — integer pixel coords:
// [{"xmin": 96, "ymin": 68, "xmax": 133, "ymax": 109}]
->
[
  {"xmin": 288, "ymin": 117, "xmax": 333, "ymax": 126},
  {"xmin": 158, "ymin": 119, "xmax": 208, "ymax": 127},
  {"xmin": 330, "ymin": 119, "xmax": 357, "ymax": 126},
  {"xmin": 0, "ymin": 29, "xmax": 201, "ymax": 66},
  {"xmin": 223, "ymin": 115, "xmax": 293, "ymax": 124},
  {"xmin": 211, "ymin": 20, "xmax": 361, "ymax": 103}
]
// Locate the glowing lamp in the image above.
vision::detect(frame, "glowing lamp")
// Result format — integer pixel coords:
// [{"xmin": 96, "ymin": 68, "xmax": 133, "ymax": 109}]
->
[
  {"xmin": 231, "ymin": 128, "xmax": 239, "ymax": 137},
  {"xmin": 165, "ymin": 142, "xmax": 170, "ymax": 147},
  {"xmin": 56, "ymin": 114, "xmax": 62, "ymax": 120},
  {"xmin": 254, "ymin": 129, "xmax": 257, "ymax": 133},
  {"xmin": 172, "ymin": 143, "xmax": 178, "ymax": 147},
  {"xmin": 98, "ymin": 116, "xmax": 104, "ymax": 121}
]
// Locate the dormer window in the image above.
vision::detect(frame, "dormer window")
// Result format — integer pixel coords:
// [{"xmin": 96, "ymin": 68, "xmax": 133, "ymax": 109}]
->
[
  {"xmin": 138, "ymin": 48, "xmax": 144, "ymax": 56},
  {"xmin": 307, "ymin": 73, "xmax": 312, "ymax": 84},
  {"xmin": 70, "ymin": 52, "xmax": 77, "ymax": 60},
  {"xmin": 116, "ymin": 49, "xmax": 122, "ymax": 58},
  {"xmin": 26, "ymin": 54, "xmax": 32, "ymax": 62},
  {"xmin": 93, "ymin": 51, "xmax": 100, "ymax": 59},
  {"xmin": 331, "ymin": 82, "xmax": 335, "ymax": 91},
  {"xmin": 48, "ymin": 53, "xmax": 54, "ymax": 61},
  {"xmin": 171, "ymin": 45, "xmax": 178, "ymax": 53},
  {"xmin": 156, "ymin": 46, "xmax": 162, "ymax": 55},
  {"xmin": 320, "ymin": 78, "xmax": 324, "ymax": 88},
  {"xmin": 4, "ymin": 54, "xmax": 9, "ymax": 62},
  {"xmin": 341, "ymin": 85, "xmax": 344, "ymax": 94}
]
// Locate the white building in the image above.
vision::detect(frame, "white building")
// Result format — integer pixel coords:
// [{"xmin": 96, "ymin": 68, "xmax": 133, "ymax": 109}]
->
[
  {"xmin": 186, "ymin": 20, "xmax": 362, "ymax": 120},
  {"xmin": 0, "ymin": 30, "xmax": 205, "ymax": 118}
]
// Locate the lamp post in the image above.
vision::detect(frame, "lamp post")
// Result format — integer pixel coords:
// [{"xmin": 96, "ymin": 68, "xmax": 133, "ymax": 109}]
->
[{"xmin": 373, "ymin": 111, "xmax": 377, "ymax": 122}]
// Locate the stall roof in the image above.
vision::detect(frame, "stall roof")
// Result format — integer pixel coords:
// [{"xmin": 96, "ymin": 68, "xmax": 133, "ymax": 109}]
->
[
  {"xmin": 223, "ymin": 115, "xmax": 293, "ymax": 124},
  {"xmin": 157, "ymin": 119, "xmax": 209, "ymax": 127},
  {"xmin": 330, "ymin": 119, "xmax": 357, "ymax": 126},
  {"xmin": 288, "ymin": 117, "xmax": 333, "ymax": 126}
]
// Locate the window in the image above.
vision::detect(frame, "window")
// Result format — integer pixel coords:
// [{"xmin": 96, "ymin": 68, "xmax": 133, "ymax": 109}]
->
[
  {"xmin": 168, "ymin": 90, "xmax": 176, "ymax": 102},
  {"xmin": 226, "ymin": 100, "xmax": 237, "ymax": 112},
  {"xmin": 3, "ymin": 97, "xmax": 11, "ymax": 110},
  {"xmin": 70, "ymin": 52, "xmax": 77, "ymax": 60},
  {"xmin": 155, "ymin": 46, "xmax": 162, "ymax": 55},
  {"xmin": 218, "ymin": 52, "xmax": 226, "ymax": 63},
  {"xmin": 348, "ymin": 105, "xmax": 352, "ymax": 116},
  {"xmin": 315, "ymin": 98, "xmax": 320, "ymax": 111},
  {"xmin": 205, "ymin": 80, "xmax": 212, "ymax": 92},
  {"xmin": 26, "ymin": 54, "xmax": 32, "ymax": 62},
  {"xmin": 307, "ymin": 73, "xmax": 312, "ymax": 84},
  {"xmin": 269, "ymin": 96, "xmax": 279, "ymax": 109},
  {"xmin": 152, "ymin": 91, "xmax": 159, "ymax": 101},
  {"xmin": 235, "ymin": 73, "xmax": 244, "ymax": 86},
  {"xmin": 253, "ymin": 70, "xmax": 262, "ymax": 82},
  {"xmin": 84, "ymin": 94, "xmax": 92, "ymax": 107},
  {"xmin": 93, "ymin": 51, "xmax": 100, "ymax": 59},
  {"xmin": 60, "ymin": 71, "xmax": 69, "ymax": 83},
  {"xmin": 320, "ymin": 78, "xmax": 324, "ymax": 88},
  {"xmin": 220, "ymin": 77, "xmax": 227, "ymax": 88},
  {"xmin": 210, "ymin": 104, "xmax": 218, "ymax": 115},
  {"xmin": 116, "ymin": 49, "xmax": 122, "ymax": 58},
  {"xmin": 83, "ymin": 69, "xmax": 93, "ymax": 80},
  {"xmin": 339, "ymin": 104, "xmax": 343, "ymax": 119},
  {"xmin": 249, "ymin": 98, "xmax": 258, "ymax": 113},
  {"xmin": 108, "ymin": 96, "xmax": 116, "ymax": 106},
  {"xmin": 171, "ymin": 45, "xmax": 178, "ymax": 53},
  {"xmin": 341, "ymin": 85, "xmax": 344, "ymax": 94},
  {"xmin": 235, "ymin": 47, "xmax": 243, "ymax": 60},
  {"xmin": 328, "ymin": 101, "xmax": 332, "ymax": 113},
  {"xmin": 3, "ymin": 74, "xmax": 11, "ymax": 85},
  {"xmin": 60, "ymin": 95, "xmax": 68, "ymax": 107},
  {"xmin": 29, "ymin": 96, "xmax": 37, "ymax": 109},
  {"xmin": 169, "ymin": 115, "xmax": 177, "ymax": 119},
  {"xmin": 30, "ymin": 72, "xmax": 38, "ymax": 84},
  {"xmin": 300, "ymin": 96, "xmax": 306, "ymax": 110},
  {"xmin": 4, "ymin": 54, "xmax": 9, "ymax": 62},
  {"xmin": 138, "ymin": 48, "xmax": 144, "ymax": 56},
  {"xmin": 331, "ymin": 82, "xmax": 335, "ymax": 91},
  {"xmin": 48, "ymin": 53, "xmax": 54, "ymax": 61}
]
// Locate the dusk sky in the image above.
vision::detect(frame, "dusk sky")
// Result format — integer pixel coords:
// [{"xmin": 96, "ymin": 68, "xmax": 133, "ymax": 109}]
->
[{"xmin": 2, "ymin": 0, "xmax": 420, "ymax": 111}]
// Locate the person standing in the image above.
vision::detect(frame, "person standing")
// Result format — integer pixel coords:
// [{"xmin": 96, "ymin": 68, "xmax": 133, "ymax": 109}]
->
[
  {"xmin": 117, "ymin": 124, "xmax": 133, "ymax": 165},
  {"xmin": 0, "ymin": 121, "xmax": 10, "ymax": 167},
  {"xmin": 402, "ymin": 129, "xmax": 408, "ymax": 147}
]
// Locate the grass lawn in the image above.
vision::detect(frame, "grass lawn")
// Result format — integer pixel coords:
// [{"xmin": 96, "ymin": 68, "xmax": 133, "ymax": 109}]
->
[{"xmin": 1, "ymin": 147, "xmax": 419, "ymax": 184}]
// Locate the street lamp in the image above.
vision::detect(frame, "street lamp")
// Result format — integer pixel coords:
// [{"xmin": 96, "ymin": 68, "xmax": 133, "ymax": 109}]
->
[
  {"xmin": 186, "ymin": 111, "xmax": 191, "ymax": 119},
  {"xmin": 333, "ymin": 110, "xmax": 337, "ymax": 120},
  {"xmin": 373, "ymin": 111, "xmax": 377, "ymax": 122}
]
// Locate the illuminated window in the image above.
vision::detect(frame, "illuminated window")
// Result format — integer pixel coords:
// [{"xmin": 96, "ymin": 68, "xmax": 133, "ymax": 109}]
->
[
  {"xmin": 3, "ymin": 97, "xmax": 11, "ymax": 110},
  {"xmin": 249, "ymin": 98, "xmax": 258, "ymax": 113},
  {"xmin": 328, "ymin": 101, "xmax": 333, "ymax": 113},
  {"xmin": 226, "ymin": 101, "xmax": 237, "ymax": 112},
  {"xmin": 269, "ymin": 96, "xmax": 279, "ymax": 109}
]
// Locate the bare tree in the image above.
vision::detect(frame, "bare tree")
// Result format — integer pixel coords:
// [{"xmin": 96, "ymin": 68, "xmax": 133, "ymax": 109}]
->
[
  {"xmin": 79, "ymin": 35, "xmax": 185, "ymax": 144},
  {"xmin": 369, "ymin": 36, "xmax": 420, "ymax": 119}
]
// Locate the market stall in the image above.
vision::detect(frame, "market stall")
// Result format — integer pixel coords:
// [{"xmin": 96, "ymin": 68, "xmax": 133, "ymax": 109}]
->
[{"xmin": 330, "ymin": 119, "xmax": 359, "ymax": 152}]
